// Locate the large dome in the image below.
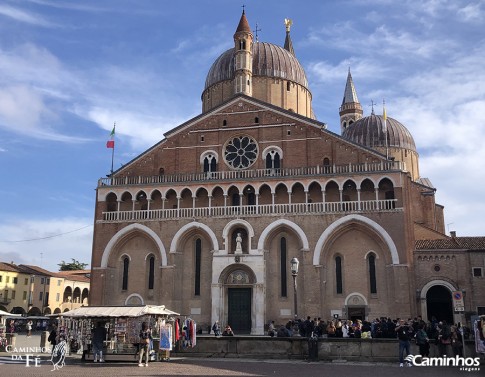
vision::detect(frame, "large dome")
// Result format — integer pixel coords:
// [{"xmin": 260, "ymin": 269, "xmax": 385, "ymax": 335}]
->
[
  {"xmin": 342, "ymin": 114, "xmax": 416, "ymax": 152},
  {"xmin": 204, "ymin": 42, "xmax": 309, "ymax": 90}
]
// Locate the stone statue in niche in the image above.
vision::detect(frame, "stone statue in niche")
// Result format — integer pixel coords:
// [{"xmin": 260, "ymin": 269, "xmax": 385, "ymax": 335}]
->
[{"xmin": 235, "ymin": 232, "xmax": 243, "ymax": 254}]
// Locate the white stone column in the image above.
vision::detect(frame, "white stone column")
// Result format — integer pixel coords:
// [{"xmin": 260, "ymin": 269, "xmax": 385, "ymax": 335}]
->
[
  {"xmin": 255, "ymin": 194, "xmax": 260, "ymax": 214},
  {"xmin": 357, "ymin": 189, "xmax": 361, "ymax": 211},
  {"xmin": 252, "ymin": 283, "xmax": 265, "ymax": 335},
  {"xmin": 211, "ymin": 283, "xmax": 223, "ymax": 326}
]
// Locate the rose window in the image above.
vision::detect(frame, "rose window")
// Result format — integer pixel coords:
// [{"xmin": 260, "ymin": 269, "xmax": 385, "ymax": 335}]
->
[{"xmin": 224, "ymin": 135, "xmax": 258, "ymax": 169}]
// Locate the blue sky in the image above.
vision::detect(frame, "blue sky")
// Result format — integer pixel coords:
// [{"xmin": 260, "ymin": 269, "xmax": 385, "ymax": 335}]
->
[{"xmin": 0, "ymin": 0, "xmax": 484, "ymax": 272}]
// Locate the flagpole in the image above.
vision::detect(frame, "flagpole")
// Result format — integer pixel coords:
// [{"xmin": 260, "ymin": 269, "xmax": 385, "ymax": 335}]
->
[{"xmin": 111, "ymin": 122, "xmax": 116, "ymax": 175}]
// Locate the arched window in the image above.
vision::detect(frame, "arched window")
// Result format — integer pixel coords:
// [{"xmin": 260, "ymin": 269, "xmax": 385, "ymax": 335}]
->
[
  {"xmin": 287, "ymin": 82, "xmax": 291, "ymax": 91},
  {"xmin": 122, "ymin": 257, "xmax": 129, "ymax": 291},
  {"xmin": 159, "ymin": 168, "xmax": 165, "ymax": 176},
  {"xmin": 203, "ymin": 155, "xmax": 217, "ymax": 173},
  {"xmin": 148, "ymin": 256, "xmax": 155, "ymax": 290},
  {"xmin": 335, "ymin": 256, "xmax": 343, "ymax": 294},
  {"xmin": 201, "ymin": 151, "xmax": 218, "ymax": 177},
  {"xmin": 265, "ymin": 149, "xmax": 281, "ymax": 170},
  {"xmin": 323, "ymin": 158, "xmax": 331, "ymax": 173},
  {"xmin": 195, "ymin": 238, "xmax": 201, "ymax": 296},
  {"xmin": 232, "ymin": 193, "xmax": 240, "ymax": 207},
  {"xmin": 106, "ymin": 193, "xmax": 117, "ymax": 212},
  {"xmin": 368, "ymin": 253, "xmax": 377, "ymax": 294},
  {"xmin": 254, "ymin": 117, "xmax": 259, "ymax": 123},
  {"xmin": 280, "ymin": 237, "xmax": 288, "ymax": 297}
]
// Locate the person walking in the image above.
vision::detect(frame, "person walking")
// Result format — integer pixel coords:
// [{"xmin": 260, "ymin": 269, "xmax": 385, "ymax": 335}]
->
[
  {"xmin": 395, "ymin": 319, "xmax": 413, "ymax": 367},
  {"xmin": 138, "ymin": 322, "xmax": 151, "ymax": 367}
]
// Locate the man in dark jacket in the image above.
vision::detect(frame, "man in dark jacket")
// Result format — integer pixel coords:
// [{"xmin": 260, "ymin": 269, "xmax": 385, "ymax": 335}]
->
[{"xmin": 395, "ymin": 319, "xmax": 413, "ymax": 367}]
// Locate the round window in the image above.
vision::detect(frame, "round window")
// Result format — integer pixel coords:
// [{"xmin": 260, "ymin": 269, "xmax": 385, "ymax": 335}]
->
[
  {"xmin": 224, "ymin": 135, "xmax": 258, "ymax": 169},
  {"xmin": 434, "ymin": 265, "xmax": 441, "ymax": 272}
]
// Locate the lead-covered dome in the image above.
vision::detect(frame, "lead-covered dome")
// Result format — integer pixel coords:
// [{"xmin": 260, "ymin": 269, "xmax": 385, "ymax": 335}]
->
[
  {"xmin": 204, "ymin": 42, "xmax": 309, "ymax": 90},
  {"xmin": 342, "ymin": 114, "xmax": 416, "ymax": 152}
]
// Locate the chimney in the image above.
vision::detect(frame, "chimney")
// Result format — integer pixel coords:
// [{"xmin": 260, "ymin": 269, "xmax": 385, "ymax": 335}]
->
[{"xmin": 450, "ymin": 231, "xmax": 456, "ymax": 238}]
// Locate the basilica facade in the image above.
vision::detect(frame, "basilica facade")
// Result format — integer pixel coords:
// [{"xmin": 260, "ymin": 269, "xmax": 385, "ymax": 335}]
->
[{"xmin": 89, "ymin": 11, "xmax": 484, "ymax": 334}]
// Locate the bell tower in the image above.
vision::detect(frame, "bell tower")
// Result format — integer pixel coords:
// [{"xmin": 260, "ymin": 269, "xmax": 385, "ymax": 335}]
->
[{"xmin": 233, "ymin": 9, "xmax": 253, "ymax": 96}]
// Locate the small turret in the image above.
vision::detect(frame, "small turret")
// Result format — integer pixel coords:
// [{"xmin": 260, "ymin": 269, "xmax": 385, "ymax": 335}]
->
[
  {"xmin": 339, "ymin": 69, "xmax": 363, "ymax": 134},
  {"xmin": 233, "ymin": 10, "xmax": 253, "ymax": 96}
]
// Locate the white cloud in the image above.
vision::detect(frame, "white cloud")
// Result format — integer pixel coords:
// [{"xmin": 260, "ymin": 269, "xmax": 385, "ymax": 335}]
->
[
  {"xmin": 0, "ymin": 4, "xmax": 54, "ymax": 27},
  {"xmin": 457, "ymin": 3, "xmax": 484, "ymax": 21},
  {"xmin": 86, "ymin": 106, "xmax": 190, "ymax": 150},
  {"xmin": 0, "ymin": 218, "xmax": 93, "ymax": 272}
]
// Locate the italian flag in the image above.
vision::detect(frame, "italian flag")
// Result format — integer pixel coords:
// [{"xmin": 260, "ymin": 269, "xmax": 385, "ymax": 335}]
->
[{"xmin": 106, "ymin": 125, "xmax": 115, "ymax": 148}]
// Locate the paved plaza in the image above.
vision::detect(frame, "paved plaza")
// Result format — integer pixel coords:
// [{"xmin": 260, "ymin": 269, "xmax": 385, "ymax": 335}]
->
[{"xmin": 0, "ymin": 333, "xmax": 481, "ymax": 376}]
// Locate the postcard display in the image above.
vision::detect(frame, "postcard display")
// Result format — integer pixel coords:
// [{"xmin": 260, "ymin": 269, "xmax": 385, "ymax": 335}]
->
[{"xmin": 58, "ymin": 315, "xmax": 161, "ymax": 356}]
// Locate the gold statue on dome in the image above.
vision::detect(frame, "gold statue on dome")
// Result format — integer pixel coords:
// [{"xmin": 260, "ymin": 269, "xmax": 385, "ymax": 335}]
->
[{"xmin": 284, "ymin": 18, "xmax": 293, "ymax": 32}]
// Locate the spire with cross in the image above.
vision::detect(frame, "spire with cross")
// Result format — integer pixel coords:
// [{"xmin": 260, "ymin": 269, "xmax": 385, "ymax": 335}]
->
[
  {"xmin": 254, "ymin": 23, "xmax": 262, "ymax": 42},
  {"xmin": 369, "ymin": 100, "xmax": 376, "ymax": 115}
]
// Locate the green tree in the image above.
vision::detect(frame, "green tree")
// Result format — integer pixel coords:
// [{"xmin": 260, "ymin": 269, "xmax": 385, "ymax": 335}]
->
[{"xmin": 58, "ymin": 258, "xmax": 88, "ymax": 271}]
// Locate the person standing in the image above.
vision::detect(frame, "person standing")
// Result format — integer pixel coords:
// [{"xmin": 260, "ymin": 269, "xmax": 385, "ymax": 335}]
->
[
  {"xmin": 395, "ymin": 319, "xmax": 413, "ymax": 367},
  {"xmin": 48, "ymin": 325, "xmax": 58, "ymax": 351},
  {"xmin": 437, "ymin": 320, "xmax": 451, "ymax": 357},
  {"xmin": 450, "ymin": 325, "xmax": 463, "ymax": 357},
  {"xmin": 138, "ymin": 322, "xmax": 151, "ymax": 367},
  {"xmin": 92, "ymin": 322, "xmax": 107, "ymax": 363},
  {"xmin": 415, "ymin": 323, "xmax": 430, "ymax": 357},
  {"xmin": 26, "ymin": 320, "xmax": 33, "ymax": 337},
  {"xmin": 212, "ymin": 321, "xmax": 221, "ymax": 337}
]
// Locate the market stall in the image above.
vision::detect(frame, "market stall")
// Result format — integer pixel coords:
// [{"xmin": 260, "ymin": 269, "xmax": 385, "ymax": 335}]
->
[
  {"xmin": 52, "ymin": 305, "xmax": 179, "ymax": 362},
  {"xmin": 0, "ymin": 310, "xmax": 21, "ymax": 350}
]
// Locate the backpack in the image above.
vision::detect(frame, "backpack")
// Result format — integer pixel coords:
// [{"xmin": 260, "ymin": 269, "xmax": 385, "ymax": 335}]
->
[{"xmin": 441, "ymin": 326, "xmax": 451, "ymax": 340}]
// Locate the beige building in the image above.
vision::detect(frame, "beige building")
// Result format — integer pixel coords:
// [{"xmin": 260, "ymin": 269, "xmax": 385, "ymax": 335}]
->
[
  {"xmin": 89, "ymin": 11, "xmax": 484, "ymax": 334},
  {"xmin": 0, "ymin": 263, "xmax": 90, "ymax": 315}
]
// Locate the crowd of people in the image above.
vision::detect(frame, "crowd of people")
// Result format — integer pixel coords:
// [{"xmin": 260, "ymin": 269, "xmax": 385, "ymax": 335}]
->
[{"xmin": 267, "ymin": 315, "xmax": 469, "ymax": 366}]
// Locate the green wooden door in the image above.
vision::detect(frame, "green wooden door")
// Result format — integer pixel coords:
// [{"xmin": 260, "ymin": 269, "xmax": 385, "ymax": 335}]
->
[{"xmin": 228, "ymin": 288, "xmax": 251, "ymax": 334}]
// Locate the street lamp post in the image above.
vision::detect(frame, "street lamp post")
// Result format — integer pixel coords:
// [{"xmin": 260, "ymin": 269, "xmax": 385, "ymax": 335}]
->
[{"xmin": 290, "ymin": 257, "xmax": 299, "ymax": 318}]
